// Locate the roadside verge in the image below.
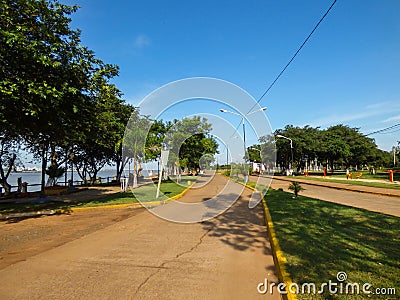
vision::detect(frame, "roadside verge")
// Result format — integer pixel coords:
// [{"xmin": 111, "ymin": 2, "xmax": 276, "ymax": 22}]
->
[
  {"xmin": 0, "ymin": 182, "xmax": 195, "ymax": 220},
  {"xmin": 234, "ymin": 179, "xmax": 298, "ymax": 300}
]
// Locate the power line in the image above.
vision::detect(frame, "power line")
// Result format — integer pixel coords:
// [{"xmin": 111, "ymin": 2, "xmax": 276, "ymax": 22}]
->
[
  {"xmin": 250, "ymin": 0, "xmax": 337, "ymax": 112},
  {"xmin": 230, "ymin": 0, "xmax": 338, "ymax": 138},
  {"xmin": 365, "ymin": 123, "xmax": 400, "ymax": 136}
]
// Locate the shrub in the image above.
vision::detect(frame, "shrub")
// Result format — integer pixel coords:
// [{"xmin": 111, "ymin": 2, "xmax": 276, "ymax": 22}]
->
[{"xmin": 288, "ymin": 182, "xmax": 304, "ymax": 199}]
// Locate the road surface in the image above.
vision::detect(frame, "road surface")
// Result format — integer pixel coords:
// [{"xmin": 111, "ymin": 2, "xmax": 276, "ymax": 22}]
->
[
  {"xmin": 252, "ymin": 175, "xmax": 400, "ymax": 217},
  {"xmin": 0, "ymin": 174, "xmax": 279, "ymax": 300}
]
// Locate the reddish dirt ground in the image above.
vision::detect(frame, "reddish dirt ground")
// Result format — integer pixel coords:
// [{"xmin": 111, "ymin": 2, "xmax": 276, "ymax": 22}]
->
[{"xmin": 0, "ymin": 207, "xmax": 144, "ymax": 270}]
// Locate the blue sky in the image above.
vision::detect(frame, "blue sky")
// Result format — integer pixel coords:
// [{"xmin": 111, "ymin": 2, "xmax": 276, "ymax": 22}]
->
[{"xmin": 65, "ymin": 0, "xmax": 400, "ymax": 152}]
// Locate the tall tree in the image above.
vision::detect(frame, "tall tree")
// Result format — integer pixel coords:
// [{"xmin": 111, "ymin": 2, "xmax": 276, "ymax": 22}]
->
[
  {"xmin": 165, "ymin": 117, "xmax": 218, "ymax": 173},
  {"xmin": 1, "ymin": 0, "xmax": 85, "ymax": 189},
  {"xmin": 1, "ymin": 0, "xmax": 126, "ymax": 189}
]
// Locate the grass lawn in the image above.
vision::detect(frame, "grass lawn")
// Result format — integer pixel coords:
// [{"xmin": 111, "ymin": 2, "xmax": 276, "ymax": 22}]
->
[
  {"xmin": 295, "ymin": 175, "xmax": 400, "ymax": 190},
  {"xmin": 264, "ymin": 188, "xmax": 400, "ymax": 299},
  {"xmin": 0, "ymin": 176, "xmax": 196, "ymax": 214}
]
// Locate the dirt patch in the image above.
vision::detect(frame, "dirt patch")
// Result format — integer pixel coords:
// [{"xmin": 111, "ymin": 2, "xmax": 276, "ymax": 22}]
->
[{"xmin": 0, "ymin": 207, "xmax": 144, "ymax": 270}]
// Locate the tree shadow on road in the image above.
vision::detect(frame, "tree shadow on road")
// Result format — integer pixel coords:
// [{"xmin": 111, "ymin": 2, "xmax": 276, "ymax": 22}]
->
[{"xmin": 201, "ymin": 194, "xmax": 273, "ymax": 257}]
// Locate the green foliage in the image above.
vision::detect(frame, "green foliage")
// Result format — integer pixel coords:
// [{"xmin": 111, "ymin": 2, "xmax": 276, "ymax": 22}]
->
[
  {"xmin": 266, "ymin": 124, "xmax": 385, "ymax": 171},
  {"xmin": 164, "ymin": 117, "xmax": 219, "ymax": 172},
  {"xmin": 288, "ymin": 181, "xmax": 304, "ymax": 198},
  {"xmin": 0, "ymin": 0, "xmax": 136, "ymax": 187},
  {"xmin": 230, "ymin": 163, "xmax": 248, "ymax": 177},
  {"xmin": 247, "ymin": 145, "xmax": 261, "ymax": 162},
  {"xmin": 45, "ymin": 165, "xmax": 65, "ymax": 186},
  {"xmin": 45, "ymin": 165, "xmax": 65, "ymax": 179}
]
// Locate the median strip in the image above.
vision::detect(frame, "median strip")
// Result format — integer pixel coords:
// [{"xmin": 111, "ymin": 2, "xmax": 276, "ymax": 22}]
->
[{"xmin": 232, "ymin": 178, "xmax": 298, "ymax": 300}]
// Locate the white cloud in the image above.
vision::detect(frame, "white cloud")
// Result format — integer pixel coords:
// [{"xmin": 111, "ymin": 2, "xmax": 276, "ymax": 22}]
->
[
  {"xmin": 382, "ymin": 114, "xmax": 400, "ymax": 123},
  {"xmin": 365, "ymin": 101, "xmax": 392, "ymax": 109},
  {"xmin": 306, "ymin": 101, "xmax": 400, "ymax": 128},
  {"xmin": 307, "ymin": 110, "xmax": 383, "ymax": 127},
  {"xmin": 135, "ymin": 34, "xmax": 151, "ymax": 48}
]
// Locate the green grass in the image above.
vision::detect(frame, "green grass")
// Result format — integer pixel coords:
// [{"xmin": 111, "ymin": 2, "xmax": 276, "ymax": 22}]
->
[
  {"xmin": 264, "ymin": 188, "xmax": 400, "ymax": 299},
  {"xmin": 0, "ymin": 176, "xmax": 196, "ymax": 214},
  {"xmin": 295, "ymin": 175, "xmax": 400, "ymax": 190}
]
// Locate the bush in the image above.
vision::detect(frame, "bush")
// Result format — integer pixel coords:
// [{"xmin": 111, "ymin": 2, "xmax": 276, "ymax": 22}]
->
[{"xmin": 288, "ymin": 182, "xmax": 304, "ymax": 199}]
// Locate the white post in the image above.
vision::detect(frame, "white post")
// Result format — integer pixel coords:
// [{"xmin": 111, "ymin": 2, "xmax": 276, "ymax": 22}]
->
[
  {"xmin": 156, "ymin": 150, "xmax": 169, "ymax": 199},
  {"xmin": 156, "ymin": 166, "xmax": 163, "ymax": 198}
]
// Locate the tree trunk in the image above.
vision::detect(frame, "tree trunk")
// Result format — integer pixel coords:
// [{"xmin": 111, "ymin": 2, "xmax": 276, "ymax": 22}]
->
[
  {"xmin": 330, "ymin": 160, "xmax": 334, "ymax": 174},
  {"xmin": 133, "ymin": 156, "xmax": 138, "ymax": 188},
  {"xmin": 0, "ymin": 180, "xmax": 11, "ymax": 195},
  {"xmin": 91, "ymin": 170, "xmax": 98, "ymax": 185},
  {"xmin": 0, "ymin": 153, "xmax": 16, "ymax": 196},
  {"xmin": 116, "ymin": 159, "xmax": 121, "ymax": 181}
]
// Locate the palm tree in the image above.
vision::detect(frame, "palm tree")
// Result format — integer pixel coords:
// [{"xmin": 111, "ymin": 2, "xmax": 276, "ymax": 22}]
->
[{"xmin": 288, "ymin": 182, "xmax": 304, "ymax": 199}]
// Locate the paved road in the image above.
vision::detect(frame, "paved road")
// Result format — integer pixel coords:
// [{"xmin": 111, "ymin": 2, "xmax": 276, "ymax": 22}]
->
[
  {"xmin": 0, "ymin": 174, "xmax": 279, "ymax": 300},
  {"xmin": 251, "ymin": 175, "xmax": 400, "ymax": 217}
]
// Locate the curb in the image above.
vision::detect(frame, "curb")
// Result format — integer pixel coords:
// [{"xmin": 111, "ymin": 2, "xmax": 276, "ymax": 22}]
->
[
  {"xmin": 261, "ymin": 197, "xmax": 297, "ymax": 300},
  {"xmin": 0, "ymin": 183, "xmax": 195, "ymax": 219},
  {"xmin": 234, "ymin": 179, "xmax": 298, "ymax": 300},
  {"xmin": 71, "ymin": 203, "xmax": 143, "ymax": 212},
  {"xmin": 131, "ymin": 182, "xmax": 195, "ymax": 207},
  {"xmin": 264, "ymin": 176, "xmax": 400, "ymax": 199}
]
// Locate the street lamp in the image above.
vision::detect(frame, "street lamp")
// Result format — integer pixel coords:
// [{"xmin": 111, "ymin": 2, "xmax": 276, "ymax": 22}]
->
[
  {"xmin": 276, "ymin": 134, "xmax": 294, "ymax": 173},
  {"xmin": 220, "ymin": 107, "xmax": 267, "ymax": 181},
  {"xmin": 68, "ymin": 151, "xmax": 77, "ymax": 191},
  {"xmin": 219, "ymin": 107, "xmax": 267, "ymax": 160}
]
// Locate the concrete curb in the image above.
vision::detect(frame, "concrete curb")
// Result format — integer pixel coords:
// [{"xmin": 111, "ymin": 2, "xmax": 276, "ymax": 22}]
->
[
  {"xmin": 265, "ymin": 176, "xmax": 400, "ymax": 199},
  {"xmin": 261, "ymin": 197, "xmax": 297, "ymax": 300},
  {"xmin": 71, "ymin": 203, "xmax": 143, "ymax": 212},
  {"xmin": 233, "ymin": 179, "xmax": 297, "ymax": 300},
  {"xmin": 0, "ymin": 183, "xmax": 195, "ymax": 219},
  {"xmin": 140, "ymin": 182, "xmax": 195, "ymax": 207}
]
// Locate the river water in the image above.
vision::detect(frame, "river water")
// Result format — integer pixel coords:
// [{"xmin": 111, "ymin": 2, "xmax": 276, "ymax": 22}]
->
[{"xmin": 5, "ymin": 169, "xmax": 157, "ymax": 192}]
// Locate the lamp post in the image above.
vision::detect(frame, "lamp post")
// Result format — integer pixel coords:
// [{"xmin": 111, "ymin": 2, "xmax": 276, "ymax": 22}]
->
[
  {"xmin": 68, "ymin": 152, "xmax": 77, "ymax": 191},
  {"xmin": 276, "ymin": 134, "xmax": 293, "ymax": 174},
  {"xmin": 220, "ymin": 107, "xmax": 267, "ymax": 182},
  {"xmin": 157, "ymin": 155, "xmax": 160, "ymax": 177},
  {"xmin": 226, "ymin": 146, "xmax": 229, "ymax": 169}
]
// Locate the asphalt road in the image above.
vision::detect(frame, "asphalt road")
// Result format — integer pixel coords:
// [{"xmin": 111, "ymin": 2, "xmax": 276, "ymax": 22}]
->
[
  {"xmin": 252, "ymin": 175, "xmax": 400, "ymax": 217},
  {"xmin": 0, "ymin": 174, "xmax": 279, "ymax": 300}
]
